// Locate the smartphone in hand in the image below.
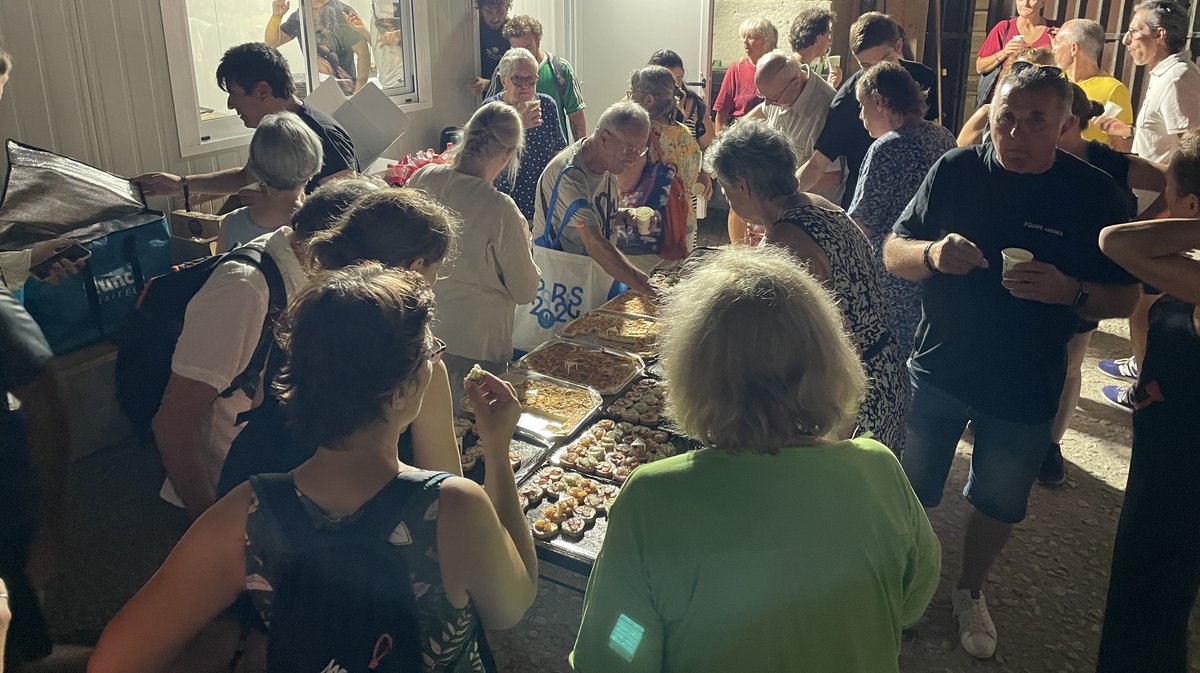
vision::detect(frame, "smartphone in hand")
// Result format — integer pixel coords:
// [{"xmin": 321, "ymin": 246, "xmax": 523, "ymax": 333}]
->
[{"xmin": 30, "ymin": 243, "xmax": 91, "ymax": 279}]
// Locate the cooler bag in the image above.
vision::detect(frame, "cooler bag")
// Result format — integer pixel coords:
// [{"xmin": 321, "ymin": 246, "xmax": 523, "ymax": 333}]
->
[{"xmin": 0, "ymin": 140, "xmax": 171, "ymax": 354}]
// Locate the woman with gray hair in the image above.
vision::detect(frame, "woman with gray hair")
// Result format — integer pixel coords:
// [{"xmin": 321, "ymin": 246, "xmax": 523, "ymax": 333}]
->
[
  {"xmin": 572, "ymin": 244, "xmax": 939, "ymax": 673},
  {"xmin": 407, "ymin": 101, "xmax": 540, "ymax": 378},
  {"xmin": 484, "ymin": 47, "xmax": 567, "ymax": 219},
  {"xmin": 216, "ymin": 110, "xmax": 323, "ymax": 251},
  {"xmin": 619, "ymin": 65, "xmax": 710, "ymax": 257},
  {"xmin": 710, "ymin": 120, "xmax": 908, "ymax": 452}
]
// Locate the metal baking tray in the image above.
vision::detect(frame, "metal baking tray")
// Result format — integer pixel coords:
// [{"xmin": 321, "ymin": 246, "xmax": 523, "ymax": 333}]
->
[
  {"xmin": 459, "ymin": 370, "xmax": 602, "ymax": 442},
  {"xmin": 546, "ymin": 420, "xmax": 694, "ymax": 485},
  {"xmin": 459, "ymin": 427, "xmax": 553, "ymax": 485},
  {"xmin": 559, "ymin": 309, "xmax": 661, "ymax": 358},
  {"xmin": 598, "ymin": 290, "xmax": 658, "ymax": 319},
  {"xmin": 519, "ymin": 465, "xmax": 621, "ymax": 564},
  {"xmin": 515, "ymin": 338, "xmax": 645, "ymax": 396}
]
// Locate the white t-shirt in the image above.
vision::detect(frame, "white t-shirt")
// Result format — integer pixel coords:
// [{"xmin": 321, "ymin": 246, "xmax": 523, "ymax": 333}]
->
[
  {"xmin": 407, "ymin": 164, "xmax": 541, "ymax": 362},
  {"xmin": 763, "ymin": 66, "xmax": 837, "ymax": 167},
  {"xmin": 217, "ymin": 207, "xmax": 276, "ymax": 253},
  {"xmin": 1133, "ymin": 52, "xmax": 1200, "ymax": 163},
  {"xmin": 159, "ymin": 227, "xmax": 308, "ymax": 506}
]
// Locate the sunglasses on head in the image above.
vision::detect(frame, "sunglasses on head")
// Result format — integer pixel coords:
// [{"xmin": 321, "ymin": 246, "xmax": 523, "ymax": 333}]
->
[{"xmin": 1009, "ymin": 61, "xmax": 1065, "ymax": 78}]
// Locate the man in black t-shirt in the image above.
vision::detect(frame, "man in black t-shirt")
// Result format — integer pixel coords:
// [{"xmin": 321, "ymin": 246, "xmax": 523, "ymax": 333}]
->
[
  {"xmin": 797, "ymin": 12, "xmax": 938, "ymax": 208},
  {"xmin": 1, "ymin": 289, "xmax": 70, "ymax": 667},
  {"xmin": 882, "ymin": 66, "xmax": 1139, "ymax": 661},
  {"xmin": 468, "ymin": 0, "xmax": 513, "ymax": 95},
  {"xmin": 265, "ymin": 0, "xmax": 371, "ymax": 93},
  {"xmin": 135, "ymin": 43, "xmax": 359, "ymax": 200}
]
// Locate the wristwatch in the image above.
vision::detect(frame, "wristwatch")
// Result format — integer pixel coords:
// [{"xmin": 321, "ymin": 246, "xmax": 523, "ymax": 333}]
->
[{"xmin": 1071, "ymin": 280, "xmax": 1090, "ymax": 309}]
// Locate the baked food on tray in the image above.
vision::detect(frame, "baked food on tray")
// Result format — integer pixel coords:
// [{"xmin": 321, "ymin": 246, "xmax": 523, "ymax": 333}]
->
[
  {"xmin": 462, "ymin": 371, "xmax": 597, "ymax": 432},
  {"xmin": 606, "ymin": 378, "xmax": 665, "ymax": 425},
  {"xmin": 518, "ymin": 341, "xmax": 640, "ymax": 394},
  {"xmin": 524, "ymin": 467, "xmax": 619, "ymax": 541},
  {"xmin": 561, "ymin": 311, "xmax": 660, "ymax": 355},
  {"xmin": 599, "ymin": 291, "xmax": 658, "ymax": 317},
  {"xmin": 556, "ymin": 419, "xmax": 677, "ymax": 483}
]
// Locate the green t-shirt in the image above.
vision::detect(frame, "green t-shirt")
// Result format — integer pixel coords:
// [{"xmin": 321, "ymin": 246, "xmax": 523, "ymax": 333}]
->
[
  {"xmin": 571, "ymin": 437, "xmax": 940, "ymax": 673},
  {"xmin": 536, "ymin": 55, "xmax": 585, "ymax": 137}
]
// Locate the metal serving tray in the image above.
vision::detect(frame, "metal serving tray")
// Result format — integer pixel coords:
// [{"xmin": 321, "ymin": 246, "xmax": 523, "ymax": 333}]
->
[
  {"xmin": 460, "ymin": 369, "xmax": 602, "ymax": 442},
  {"xmin": 519, "ymin": 465, "xmax": 622, "ymax": 565},
  {"xmin": 515, "ymin": 338, "xmax": 645, "ymax": 396},
  {"xmin": 559, "ymin": 309, "xmax": 661, "ymax": 359}
]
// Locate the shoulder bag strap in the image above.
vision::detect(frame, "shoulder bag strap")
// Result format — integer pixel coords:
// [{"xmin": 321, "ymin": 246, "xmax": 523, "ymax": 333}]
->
[
  {"xmin": 541, "ymin": 163, "xmax": 591, "ymax": 251},
  {"xmin": 218, "ymin": 244, "xmax": 287, "ymax": 400}
]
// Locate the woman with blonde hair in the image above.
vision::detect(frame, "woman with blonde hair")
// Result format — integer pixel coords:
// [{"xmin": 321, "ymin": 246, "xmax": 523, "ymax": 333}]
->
[
  {"xmin": 408, "ymin": 101, "xmax": 540, "ymax": 385},
  {"xmin": 572, "ymin": 245, "xmax": 939, "ymax": 673}
]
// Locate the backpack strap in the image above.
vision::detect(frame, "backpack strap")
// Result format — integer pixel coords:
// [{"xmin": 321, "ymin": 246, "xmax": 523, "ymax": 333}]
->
[
  {"xmin": 354, "ymin": 471, "xmax": 454, "ymax": 539},
  {"xmin": 251, "ymin": 473, "xmax": 320, "ymax": 545},
  {"xmin": 218, "ymin": 244, "xmax": 287, "ymax": 402},
  {"xmin": 538, "ymin": 162, "xmax": 591, "ymax": 252}
]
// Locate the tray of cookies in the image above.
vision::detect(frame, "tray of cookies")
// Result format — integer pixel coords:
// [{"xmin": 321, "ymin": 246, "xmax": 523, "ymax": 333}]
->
[
  {"xmin": 521, "ymin": 465, "xmax": 621, "ymax": 559},
  {"xmin": 515, "ymin": 339, "xmax": 645, "ymax": 396},
  {"xmin": 604, "ymin": 377, "xmax": 666, "ymax": 425},
  {"xmin": 461, "ymin": 369, "xmax": 602, "ymax": 441},
  {"xmin": 548, "ymin": 419, "xmax": 684, "ymax": 484},
  {"xmin": 559, "ymin": 310, "xmax": 661, "ymax": 358},
  {"xmin": 598, "ymin": 290, "xmax": 658, "ymax": 318}
]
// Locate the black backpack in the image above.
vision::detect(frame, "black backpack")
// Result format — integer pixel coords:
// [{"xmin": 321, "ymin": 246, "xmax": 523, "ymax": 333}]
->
[
  {"xmin": 114, "ymin": 243, "xmax": 286, "ymax": 426},
  {"xmin": 252, "ymin": 471, "xmax": 453, "ymax": 673}
]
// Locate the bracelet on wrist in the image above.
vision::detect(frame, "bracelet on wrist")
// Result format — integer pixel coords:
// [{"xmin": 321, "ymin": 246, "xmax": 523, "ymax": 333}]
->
[{"xmin": 923, "ymin": 240, "xmax": 940, "ymax": 275}]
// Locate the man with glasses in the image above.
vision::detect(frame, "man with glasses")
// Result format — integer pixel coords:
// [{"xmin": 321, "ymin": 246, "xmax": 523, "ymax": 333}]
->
[
  {"xmin": 797, "ymin": 12, "xmax": 939, "ymax": 209},
  {"xmin": 740, "ymin": 52, "xmax": 836, "ymax": 178},
  {"xmin": 883, "ymin": 64, "xmax": 1140, "ymax": 660},
  {"xmin": 1092, "ymin": 0, "xmax": 1200, "ymax": 411},
  {"xmin": 1050, "ymin": 18, "xmax": 1134, "ymax": 150},
  {"xmin": 533, "ymin": 101, "xmax": 657, "ymax": 297}
]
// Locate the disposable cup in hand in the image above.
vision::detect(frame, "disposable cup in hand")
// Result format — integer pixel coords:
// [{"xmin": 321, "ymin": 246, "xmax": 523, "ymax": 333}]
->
[
  {"xmin": 1103, "ymin": 101, "xmax": 1123, "ymax": 118},
  {"xmin": 524, "ymin": 98, "xmax": 542, "ymax": 127},
  {"xmin": 634, "ymin": 206, "xmax": 654, "ymax": 235},
  {"xmin": 1001, "ymin": 247, "xmax": 1034, "ymax": 274},
  {"xmin": 691, "ymin": 182, "xmax": 708, "ymax": 220},
  {"xmin": 828, "ymin": 55, "xmax": 841, "ymax": 68}
]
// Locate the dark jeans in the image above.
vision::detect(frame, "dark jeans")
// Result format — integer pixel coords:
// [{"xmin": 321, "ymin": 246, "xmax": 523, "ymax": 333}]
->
[{"xmin": 1097, "ymin": 418, "xmax": 1200, "ymax": 672}]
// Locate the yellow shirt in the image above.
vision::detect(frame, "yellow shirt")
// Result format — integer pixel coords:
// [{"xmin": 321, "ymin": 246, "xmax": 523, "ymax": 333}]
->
[{"xmin": 1076, "ymin": 73, "xmax": 1134, "ymax": 146}]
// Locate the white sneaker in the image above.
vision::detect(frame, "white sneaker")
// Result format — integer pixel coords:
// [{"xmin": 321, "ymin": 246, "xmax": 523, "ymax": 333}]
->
[{"xmin": 951, "ymin": 588, "xmax": 997, "ymax": 659}]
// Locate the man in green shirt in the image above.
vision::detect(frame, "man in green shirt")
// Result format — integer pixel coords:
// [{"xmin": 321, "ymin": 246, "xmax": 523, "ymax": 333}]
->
[{"xmin": 490, "ymin": 15, "xmax": 587, "ymax": 142}]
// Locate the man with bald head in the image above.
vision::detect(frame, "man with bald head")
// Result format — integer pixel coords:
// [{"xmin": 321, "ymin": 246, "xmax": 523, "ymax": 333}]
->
[
  {"xmin": 1050, "ymin": 18, "xmax": 1133, "ymax": 149},
  {"xmin": 743, "ymin": 51, "xmax": 836, "ymax": 169}
]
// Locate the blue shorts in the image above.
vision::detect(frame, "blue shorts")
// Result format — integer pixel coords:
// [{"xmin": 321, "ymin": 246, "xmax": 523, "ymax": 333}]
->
[{"xmin": 901, "ymin": 367, "xmax": 1052, "ymax": 524}]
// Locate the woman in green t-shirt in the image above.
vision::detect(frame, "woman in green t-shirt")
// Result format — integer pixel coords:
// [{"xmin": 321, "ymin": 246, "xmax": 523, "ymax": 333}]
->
[{"xmin": 572, "ymin": 245, "xmax": 941, "ymax": 673}]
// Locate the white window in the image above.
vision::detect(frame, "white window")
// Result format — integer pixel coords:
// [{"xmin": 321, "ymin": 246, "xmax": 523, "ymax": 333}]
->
[{"xmin": 161, "ymin": 0, "xmax": 431, "ymax": 157}]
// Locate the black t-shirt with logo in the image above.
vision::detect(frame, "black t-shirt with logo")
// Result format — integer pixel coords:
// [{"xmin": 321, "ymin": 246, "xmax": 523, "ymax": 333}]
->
[
  {"xmin": 479, "ymin": 16, "xmax": 509, "ymax": 80},
  {"xmin": 894, "ymin": 144, "xmax": 1138, "ymax": 422}
]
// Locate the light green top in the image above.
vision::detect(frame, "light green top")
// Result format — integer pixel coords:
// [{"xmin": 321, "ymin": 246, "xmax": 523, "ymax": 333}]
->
[{"xmin": 571, "ymin": 437, "xmax": 940, "ymax": 673}]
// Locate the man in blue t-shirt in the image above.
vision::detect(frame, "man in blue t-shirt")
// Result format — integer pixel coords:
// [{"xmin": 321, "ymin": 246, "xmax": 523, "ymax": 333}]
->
[{"xmin": 882, "ymin": 64, "xmax": 1140, "ymax": 661}]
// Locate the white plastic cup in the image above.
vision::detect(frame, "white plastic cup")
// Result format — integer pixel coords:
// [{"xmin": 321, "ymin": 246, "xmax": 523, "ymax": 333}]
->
[
  {"xmin": 1103, "ymin": 101, "xmax": 1123, "ymax": 118},
  {"xmin": 1001, "ymin": 247, "xmax": 1034, "ymax": 274},
  {"xmin": 691, "ymin": 183, "xmax": 708, "ymax": 220},
  {"xmin": 828, "ymin": 55, "xmax": 842, "ymax": 68},
  {"xmin": 634, "ymin": 206, "xmax": 654, "ymax": 235}
]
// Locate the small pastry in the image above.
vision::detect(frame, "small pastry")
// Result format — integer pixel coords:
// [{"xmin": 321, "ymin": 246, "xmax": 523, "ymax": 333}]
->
[
  {"xmin": 595, "ymin": 461, "xmax": 615, "ymax": 479},
  {"xmin": 547, "ymin": 480, "xmax": 569, "ymax": 497},
  {"xmin": 574, "ymin": 504, "xmax": 597, "ymax": 523},
  {"xmin": 575, "ymin": 456, "xmax": 597, "ymax": 473},
  {"xmin": 598, "ymin": 484, "xmax": 620, "ymax": 499},
  {"xmin": 650, "ymin": 431, "xmax": 669, "ymax": 444},
  {"xmin": 559, "ymin": 451, "xmax": 578, "ymax": 467},
  {"xmin": 466, "ymin": 363, "xmax": 488, "ymax": 382},
  {"xmin": 632, "ymin": 426, "xmax": 651, "ymax": 437},
  {"xmin": 616, "ymin": 422, "xmax": 634, "ymax": 432},
  {"xmin": 568, "ymin": 487, "xmax": 589, "ymax": 502},
  {"xmin": 597, "ymin": 419, "xmax": 615, "ymax": 430},
  {"xmin": 633, "ymin": 401, "xmax": 649, "ymax": 413},
  {"xmin": 460, "ymin": 451, "xmax": 478, "ymax": 472},
  {"xmin": 561, "ymin": 516, "xmax": 587, "ymax": 538},
  {"xmin": 509, "ymin": 451, "xmax": 521, "ymax": 472},
  {"xmin": 520, "ymin": 484, "xmax": 544, "ymax": 507},
  {"xmin": 532, "ymin": 474, "xmax": 552, "ymax": 489},
  {"xmin": 544, "ymin": 506, "xmax": 568, "ymax": 523},
  {"xmin": 613, "ymin": 466, "xmax": 632, "ymax": 483},
  {"xmin": 639, "ymin": 413, "xmax": 660, "ymax": 425},
  {"xmin": 621, "ymin": 410, "xmax": 639, "ymax": 423},
  {"xmin": 556, "ymin": 499, "xmax": 576, "ymax": 516},
  {"xmin": 562, "ymin": 473, "xmax": 582, "ymax": 487},
  {"xmin": 581, "ymin": 479, "xmax": 599, "ymax": 494},
  {"xmin": 546, "ymin": 467, "xmax": 564, "ymax": 480},
  {"xmin": 517, "ymin": 493, "xmax": 528, "ymax": 511},
  {"xmin": 531, "ymin": 519, "xmax": 558, "ymax": 540},
  {"xmin": 584, "ymin": 494, "xmax": 608, "ymax": 514},
  {"xmin": 578, "ymin": 436, "xmax": 594, "ymax": 447}
]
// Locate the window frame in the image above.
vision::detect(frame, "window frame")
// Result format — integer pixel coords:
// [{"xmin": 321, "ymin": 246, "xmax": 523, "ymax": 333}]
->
[{"xmin": 161, "ymin": 0, "xmax": 433, "ymax": 158}]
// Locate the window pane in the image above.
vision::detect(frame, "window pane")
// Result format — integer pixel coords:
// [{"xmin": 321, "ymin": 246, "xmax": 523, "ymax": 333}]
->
[
  {"xmin": 186, "ymin": 0, "xmax": 307, "ymax": 122},
  {"xmin": 330, "ymin": 0, "xmax": 415, "ymax": 94}
]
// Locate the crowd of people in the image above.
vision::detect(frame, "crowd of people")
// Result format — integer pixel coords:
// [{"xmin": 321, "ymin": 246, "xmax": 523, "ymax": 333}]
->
[{"xmin": 2, "ymin": 0, "xmax": 1200, "ymax": 671}]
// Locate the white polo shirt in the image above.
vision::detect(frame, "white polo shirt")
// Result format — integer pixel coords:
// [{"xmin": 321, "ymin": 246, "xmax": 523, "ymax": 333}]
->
[{"xmin": 1134, "ymin": 52, "xmax": 1200, "ymax": 163}]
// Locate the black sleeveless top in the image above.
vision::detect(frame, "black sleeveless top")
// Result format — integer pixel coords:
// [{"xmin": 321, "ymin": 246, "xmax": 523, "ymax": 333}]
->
[{"xmin": 1132, "ymin": 295, "xmax": 1200, "ymax": 436}]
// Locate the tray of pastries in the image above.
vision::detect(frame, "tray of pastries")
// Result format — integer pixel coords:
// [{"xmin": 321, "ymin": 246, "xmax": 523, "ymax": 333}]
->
[
  {"xmin": 560, "ymin": 309, "xmax": 661, "ymax": 358},
  {"xmin": 604, "ymin": 377, "xmax": 665, "ymax": 425},
  {"xmin": 515, "ymin": 339, "xmax": 644, "ymax": 395},
  {"xmin": 461, "ymin": 369, "xmax": 602, "ymax": 440},
  {"xmin": 521, "ymin": 466, "xmax": 621, "ymax": 556},
  {"xmin": 598, "ymin": 290, "xmax": 658, "ymax": 318},
  {"xmin": 457, "ymin": 419, "xmax": 552, "ymax": 484},
  {"xmin": 549, "ymin": 419, "xmax": 682, "ymax": 484}
]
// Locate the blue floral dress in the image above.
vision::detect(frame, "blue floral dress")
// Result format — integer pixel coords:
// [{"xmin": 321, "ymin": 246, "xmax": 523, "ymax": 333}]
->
[{"xmin": 848, "ymin": 121, "xmax": 957, "ymax": 357}]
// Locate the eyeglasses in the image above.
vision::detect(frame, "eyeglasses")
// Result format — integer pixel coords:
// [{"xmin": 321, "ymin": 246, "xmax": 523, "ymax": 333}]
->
[
  {"xmin": 605, "ymin": 129, "xmax": 649, "ymax": 157},
  {"xmin": 508, "ymin": 75, "xmax": 537, "ymax": 88},
  {"xmin": 1009, "ymin": 61, "xmax": 1065, "ymax": 78},
  {"xmin": 424, "ymin": 336, "xmax": 447, "ymax": 364}
]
